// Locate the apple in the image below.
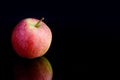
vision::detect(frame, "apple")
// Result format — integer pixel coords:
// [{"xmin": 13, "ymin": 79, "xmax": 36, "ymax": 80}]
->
[
  {"xmin": 11, "ymin": 17, "xmax": 52, "ymax": 59},
  {"xmin": 13, "ymin": 57, "xmax": 53, "ymax": 80}
]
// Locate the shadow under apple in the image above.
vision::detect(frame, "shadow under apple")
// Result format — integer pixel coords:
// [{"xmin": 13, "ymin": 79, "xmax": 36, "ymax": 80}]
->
[{"xmin": 13, "ymin": 56, "xmax": 53, "ymax": 80}]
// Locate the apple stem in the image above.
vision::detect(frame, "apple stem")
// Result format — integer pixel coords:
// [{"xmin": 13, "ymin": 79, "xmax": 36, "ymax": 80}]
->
[{"xmin": 35, "ymin": 17, "xmax": 44, "ymax": 28}]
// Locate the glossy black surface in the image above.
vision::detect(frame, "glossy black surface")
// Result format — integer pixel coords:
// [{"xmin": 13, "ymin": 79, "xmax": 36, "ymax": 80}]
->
[{"xmin": 0, "ymin": 0, "xmax": 116, "ymax": 80}]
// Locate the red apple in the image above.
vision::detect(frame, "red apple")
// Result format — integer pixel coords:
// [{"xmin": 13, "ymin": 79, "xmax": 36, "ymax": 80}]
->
[
  {"xmin": 11, "ymin": 18, "xmax": 52, "ymax": 59},
  {"xmin": 13, "ymin": 57, "xmax": 53, "ymax": 80}
]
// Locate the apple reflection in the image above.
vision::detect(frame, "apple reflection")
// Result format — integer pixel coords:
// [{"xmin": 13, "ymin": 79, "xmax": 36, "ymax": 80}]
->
[{"xmin": 13, "ymin": 57, "xmax": 53, "ymax": 80}]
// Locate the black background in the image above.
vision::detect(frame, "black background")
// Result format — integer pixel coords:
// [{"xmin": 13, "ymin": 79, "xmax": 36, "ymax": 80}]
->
[{"xmin": 0, "ymin": 0, "xmax": 118, "ymax": 80}]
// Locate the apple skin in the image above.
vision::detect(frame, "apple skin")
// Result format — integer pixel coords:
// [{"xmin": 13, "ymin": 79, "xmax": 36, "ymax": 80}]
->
[
  {"xmin": 11, "ymin": 18, "xmax": 52, "ymax": 59},
  {"xmin": 13, "ymin": 57, "xmax": 53, "ymax": 80}
]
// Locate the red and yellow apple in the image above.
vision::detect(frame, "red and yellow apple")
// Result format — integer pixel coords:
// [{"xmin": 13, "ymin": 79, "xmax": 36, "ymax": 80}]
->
[
  {"xmin": 13, "ymin": 57, "xmax": 53, "ymax": 80},
  {"xmin": 11, "ymin": 18, "xmax": 52, "ymax": 59}
]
